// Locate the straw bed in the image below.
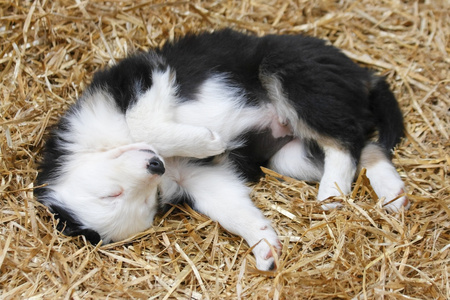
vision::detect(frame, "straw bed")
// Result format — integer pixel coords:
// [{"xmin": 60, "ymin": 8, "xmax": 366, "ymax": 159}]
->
[{"xmin": 1, "ymin": 0, "xmax": 449, "ymax": 298}]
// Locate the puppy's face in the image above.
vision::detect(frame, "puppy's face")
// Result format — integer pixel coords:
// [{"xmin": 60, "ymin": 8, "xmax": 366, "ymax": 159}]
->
[
  {"xmin": 41, "ymin": 144, "xmax": 165, "ymax": 243},
  {"xmin": 36, "ymin": 89, "xmax": 168, "ymax": 244},
  {"xmin": 40, "ymin": 143, "xmax": 165, "ymax": 244}
]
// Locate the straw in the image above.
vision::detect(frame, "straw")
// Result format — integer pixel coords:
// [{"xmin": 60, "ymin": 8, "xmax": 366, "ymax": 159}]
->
[{"xmin": 1, "ymin": 0, "xmax": 449, "ymax": 298}]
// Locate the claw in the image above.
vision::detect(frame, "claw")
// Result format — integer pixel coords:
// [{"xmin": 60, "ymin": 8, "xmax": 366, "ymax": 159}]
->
[
  {"xmin": 264, "ymin": 240, "xmax": 282, "ymax": 260},
  {"xmin": 399, "ymin": 189, "xmax": 410, "ymax": 208}
]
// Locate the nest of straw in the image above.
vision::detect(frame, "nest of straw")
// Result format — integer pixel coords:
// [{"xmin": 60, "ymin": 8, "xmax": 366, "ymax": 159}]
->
[{"xmin": 1, "ymin": 0, "xmax": 449, "ymax": 298}]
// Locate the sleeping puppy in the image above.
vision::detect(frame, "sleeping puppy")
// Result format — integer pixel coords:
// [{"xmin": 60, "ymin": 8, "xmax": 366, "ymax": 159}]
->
[{"xmin": 35, "ymin": 29, "xmax": 409, "ymax": 271}]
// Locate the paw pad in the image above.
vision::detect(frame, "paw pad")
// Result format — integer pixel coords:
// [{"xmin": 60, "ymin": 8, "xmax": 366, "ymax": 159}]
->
[{"xmin": 264, "ymin": 240, "xmax": 282, "ymax": 260}]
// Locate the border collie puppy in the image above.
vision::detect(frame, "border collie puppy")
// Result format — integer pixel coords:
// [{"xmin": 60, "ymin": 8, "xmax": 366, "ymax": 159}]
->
[{"xmin": 36, "ymin": 29, "xmax": 409, "ymax": 271}]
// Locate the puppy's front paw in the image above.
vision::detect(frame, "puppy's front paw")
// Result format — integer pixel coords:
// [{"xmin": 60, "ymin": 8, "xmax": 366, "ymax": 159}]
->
[
  {"xmin": 252, "ymin": 226, "xmax": 281, "ymax": 271},
  {"xmin": 193, "ymin": 129, "xmax": 227, "ymax": 158}
]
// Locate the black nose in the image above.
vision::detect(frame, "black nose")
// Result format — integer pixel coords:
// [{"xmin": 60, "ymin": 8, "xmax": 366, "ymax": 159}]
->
[{"xmin": 147, "ymin": 157, "xmax": 165, "ymax": 175}]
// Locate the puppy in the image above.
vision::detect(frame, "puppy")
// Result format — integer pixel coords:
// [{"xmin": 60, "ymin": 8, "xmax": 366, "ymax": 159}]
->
[{"xmin": 35, "ymin": 29, "xmax": 408, "ymax": 271}]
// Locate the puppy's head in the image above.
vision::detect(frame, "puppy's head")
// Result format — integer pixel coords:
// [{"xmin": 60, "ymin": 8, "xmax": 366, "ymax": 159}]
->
[{"xmin": 35, "ymin": 89, "xmax": 164, "ymax": 244}]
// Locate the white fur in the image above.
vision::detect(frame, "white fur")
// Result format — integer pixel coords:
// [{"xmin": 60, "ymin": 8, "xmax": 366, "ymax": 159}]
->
[
  {"xmin": 126, "ymin": 69, "xmax": 227, "ymax": 158},
  {"xmin": 269, "ymin": 138, "xmax": 357, "ymax": 210},
  {"xmin": 161, "ymin": 159, "xmax": 280, "ymax": 270},
  {"xmin": 271, "ymin": 140, "xmax": 408, "ymax": 211},
  {"xmin": 174, "ymin": 75, "xmax": 274, "ymax": 143},
  {"xmin": 316, "ymin": 146, "xmax": 356, "ymax": 209},
  {"xmin": 269, "ymin": 138, "xmax": 323, "ymax": 182},
  {"xmin": 65, "ymin": 90, "xmax": 133, "ymax": 152},
  {"xmin": 365, "ymin": 161, "xmax": 409, "ymax": 212},
  {"xmin": 46, "ymin": 143, "xmax": 163, "ymax": 242},
  {"xmin": 46, "ymin": 86, "xmax": 165, "ymax": 242},
  {"xmin": 127, "ymin": 71, "xmax": 281, "ymax": 158},
  {"xmin": 47, "ymin": 92, "xmax": 165, "ymax": 242}
]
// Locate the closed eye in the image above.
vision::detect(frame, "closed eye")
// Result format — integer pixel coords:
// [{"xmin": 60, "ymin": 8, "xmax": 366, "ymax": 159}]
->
[{"xmin": 101, "ymin": 188, "xmax": 124, "ymax": 199}]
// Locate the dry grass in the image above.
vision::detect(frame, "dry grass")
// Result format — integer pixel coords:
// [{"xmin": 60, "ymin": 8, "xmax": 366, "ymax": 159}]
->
[{"xmin": 1, "ymin": 0, "xmax": 449, "ymax": 299}]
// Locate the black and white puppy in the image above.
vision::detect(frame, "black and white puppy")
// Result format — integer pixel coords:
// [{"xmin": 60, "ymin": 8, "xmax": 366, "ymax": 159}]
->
[{"xmin": 36, "ymin": 29, "xmax": 409, "ymax": 271}]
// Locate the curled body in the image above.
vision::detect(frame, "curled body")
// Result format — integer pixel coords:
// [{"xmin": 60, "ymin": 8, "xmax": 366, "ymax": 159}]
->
[{"xmin": 36, "ymin": 29, "xmax": 408, "ymax": 271}]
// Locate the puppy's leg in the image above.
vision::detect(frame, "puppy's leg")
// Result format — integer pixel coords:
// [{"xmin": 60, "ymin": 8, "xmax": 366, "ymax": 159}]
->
[
  {"xmin": 360, "ymin": 143, "xmax": 409, "ymax": 212},
  {"xmin": 177, "ymin": 163, "xmax": 281, "ymax": 271},
  {"xmin": 260, "ymin": 72, "xmax": 361, "ymax": 209},
  {"xmin": 126, "ymin": 68, "xmax": 226, "ymax": 158},
  {"xmin": 127, "ymin": 121, "xmax": 226, "ymax": 158},
  {"xmin": 317, "ymin": 145, "xmax": 357, "ymax": 209}
]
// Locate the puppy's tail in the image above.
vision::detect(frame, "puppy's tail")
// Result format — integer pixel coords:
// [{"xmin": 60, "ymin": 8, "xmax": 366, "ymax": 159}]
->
[{"xmin": 369, "ymin": 77, "xmax": 404, "ymax": 151}]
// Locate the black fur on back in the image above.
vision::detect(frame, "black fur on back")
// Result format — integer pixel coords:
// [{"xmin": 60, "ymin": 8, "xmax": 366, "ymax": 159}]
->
[
  {"xmin": 156, "ymin": 29, "xmax": 403, "ymax": 160},
  {"xmin": 90, "ymin": 52, "xmax": 168, "ymax": 113},
  {"xmin": 63, "ymin": 29, "xmax": 403, "ymax": 161}
]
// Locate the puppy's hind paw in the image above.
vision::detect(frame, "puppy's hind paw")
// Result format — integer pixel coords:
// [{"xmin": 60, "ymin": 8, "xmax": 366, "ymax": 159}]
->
[
  {"xmin": 320, "ymin": 201, "xmax": 343, "ymax": 211},
  {"xmin": 383, "ymin": 189, "xmax": 410, "ymax": 213},
  {"xmin": 317, "ymin": 188, "xmax": 344, "ymax": 211}
]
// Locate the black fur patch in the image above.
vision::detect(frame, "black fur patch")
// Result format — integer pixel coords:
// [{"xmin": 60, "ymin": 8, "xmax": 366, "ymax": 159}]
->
[
  {"xmin": 229, "ymin": 130, "xmax": 294, "ymax": 182},
  {"xmin": 49, "ymin": 203, "xmax": 101, "ymax": 245},
  {"xmin": 90, "ymin": 52, "xmax": 168, "ymax": 113}
]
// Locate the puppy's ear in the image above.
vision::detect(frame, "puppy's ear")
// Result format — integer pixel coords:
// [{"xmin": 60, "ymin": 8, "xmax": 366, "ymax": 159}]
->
[{"xmin": 49, "ymin": 203, "xmax": 101, "ymax": 245}]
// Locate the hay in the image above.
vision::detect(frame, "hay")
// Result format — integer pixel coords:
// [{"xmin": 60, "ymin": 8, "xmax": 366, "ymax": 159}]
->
[{"xmin": 1, "ymin": 0, "xmax": 449, "ymax": 298}]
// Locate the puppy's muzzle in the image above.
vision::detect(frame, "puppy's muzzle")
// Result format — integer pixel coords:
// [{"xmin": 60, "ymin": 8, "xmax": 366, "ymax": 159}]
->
[{"xmin": 147, "ymin": 157, "xmax": 165, "ymax": 175}]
